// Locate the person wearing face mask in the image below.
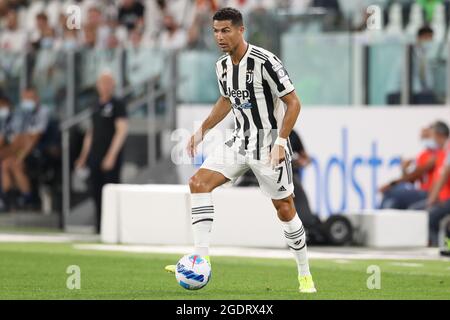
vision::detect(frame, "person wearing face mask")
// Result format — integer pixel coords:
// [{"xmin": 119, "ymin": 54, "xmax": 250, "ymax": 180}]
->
[
  {"xmin": 0, "ymin": 88, "xmax": 49, "ymax": 211},
  {"xmin": 378, "ymin": 121, "xmax": 448, "ymax": 210},
  {"xmin": 411, "ymin": 25, "xmax": 439, "ymax": 104},
  {"xmin": 31, "ymin": 12, "xmax": 56, "ymax": 51}
]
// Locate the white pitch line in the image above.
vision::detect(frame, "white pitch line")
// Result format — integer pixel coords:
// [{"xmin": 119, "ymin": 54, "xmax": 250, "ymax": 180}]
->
[
  {"xmin": 0, "ymin": 233, "xmax": 99, "ymax": 243},
  {"xmin": 73, "ymin": 244, "xmax": 445, "ymax": 261},
  {"xmin": 390, "ymin": 262, "xmax": 424, "ymax": 267}
]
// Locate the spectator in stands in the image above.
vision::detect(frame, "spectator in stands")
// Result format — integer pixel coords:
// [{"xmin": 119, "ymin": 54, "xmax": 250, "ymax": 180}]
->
[
  {"xmin": 0, "ymin": 9, "xmax": 27, "ymax": 52},
  {"xmin": 411, "ymin": 25, "xmax": 438, "ymax": 104},
  {"xmin": 187, "ymin": 0, "xmax": 219, "ymax": 49},
  {"xmin": 426, "ymin": 135, "xmax": 450, "ymax": 247},
  {"xmin": 144, "ymin": 0, "xmax": 166, "ymax": 39},
  {"xmin": 75, "ymin": 72, "xmax": 128, "ymax": 233},
  {"xmin": 56, "ymin": 25, "xmax": 80, "ymax": 52},
  {"xmin": 85, "ymin": 5, "xmax": 111, "ymax": 49},
  {"xmin": 379, "ymin": 121, "xmax": 448, "ymax": 210},
  {"xmin": 82, "ymin": 25, "xmax": 97, "ymax": 49},
  {"xmin": 0, "ymin": 93, "xmax": 15, "ymax": 149},
  {"xmin": 0, "ymin": 87, "xmax": 49, "ymax": 211},
  {"xmin": 31, "ymin": 12, "xmax": 56, "ymax": 50},
  {"xmin": 158, "ymin": 14, "xmax": 187, "ymax": 50},
  {"xmin": 126, "ymin": 27, "xmax": 155, "ymax": 87},
  {"xmin": 118, "ymin": 0, "xmax": 145, "ymax": 31}
]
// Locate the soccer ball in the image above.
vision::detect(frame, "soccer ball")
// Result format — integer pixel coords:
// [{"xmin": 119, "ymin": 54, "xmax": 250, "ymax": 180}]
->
[{"xmin": 175, "ymin": 254, "xmax": 211, "ymax": 290}]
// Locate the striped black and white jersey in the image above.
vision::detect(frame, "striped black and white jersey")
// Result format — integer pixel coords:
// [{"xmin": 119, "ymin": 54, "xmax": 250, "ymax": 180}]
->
[{"xmin": 215, "ymin": 43, "xmax": 295, "ymax": 160}]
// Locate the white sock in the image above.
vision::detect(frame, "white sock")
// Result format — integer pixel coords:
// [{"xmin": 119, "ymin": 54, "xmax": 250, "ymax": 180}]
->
[
  {"xmin": 281, "ymin": 214, "xmax": 311, "ymax": 276},
  {"xmin": 191, "ymin": 193, "xmax": 214, "ymax": 257}
]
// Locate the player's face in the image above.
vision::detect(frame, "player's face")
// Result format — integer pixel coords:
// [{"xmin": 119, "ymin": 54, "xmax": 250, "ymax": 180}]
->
[{"xmin": 213, "ymin": 20, "xmax": 244, "ymax": 53}]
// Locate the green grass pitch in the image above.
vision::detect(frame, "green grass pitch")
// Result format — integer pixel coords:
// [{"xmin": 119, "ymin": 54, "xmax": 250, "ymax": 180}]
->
[{"xmin": 0, "ymin": 242, "xmax": 449, "ymax": 299}]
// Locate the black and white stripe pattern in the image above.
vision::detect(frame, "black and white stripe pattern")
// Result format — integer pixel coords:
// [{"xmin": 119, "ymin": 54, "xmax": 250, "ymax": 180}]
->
[
  {"xmin": 215, "ymin": 44, "xmax": 295, "ymax": 159},
  {"xmin": 191, "ymin": 205, "xmax": 214, "ymax": 225},
  {"xmin": 284, "ymin": 225, "xmax": 306, "ymax": 251}
]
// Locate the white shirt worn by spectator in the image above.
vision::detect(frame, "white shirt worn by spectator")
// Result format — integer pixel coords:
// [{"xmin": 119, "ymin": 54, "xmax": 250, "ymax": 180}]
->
[
  {"xmin": 158, "ymin": 29, "xmax": 187, "ymax": 51},
  {"xmin": 0, "ymin": 28, "xmax": 28, "ymax": 52},
  {"xmin": 165, "ymin": 0, "xmax": 192, "ymax": 29}
]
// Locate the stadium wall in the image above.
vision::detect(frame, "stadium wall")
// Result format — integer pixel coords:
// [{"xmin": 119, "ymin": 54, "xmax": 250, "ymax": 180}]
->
[{"xmin": 175, "ymin": 105, "xmax": 449, "ymax": 219}]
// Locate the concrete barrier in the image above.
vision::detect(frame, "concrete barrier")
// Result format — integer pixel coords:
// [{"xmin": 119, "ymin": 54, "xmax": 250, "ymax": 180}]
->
[
  {"xmin": 102, "ymin": 184, "xmax": 429, "ymax": 248},
  {"xmin": 346, "ymin": 210, "xmax": 428, "ymax": 247},
  {"xmin": 101, "ymin": 184, "xmax": 286, "ymax": 248}
]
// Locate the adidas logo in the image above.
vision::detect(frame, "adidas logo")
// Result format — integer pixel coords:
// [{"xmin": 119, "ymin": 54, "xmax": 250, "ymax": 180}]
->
[
  {"xmin": 294, "ymin": 240, "xmax": 302, "ymax": 245},
  {"xmin": 278, "ymin": 186, "xmax": 286, "ymax": 192}
]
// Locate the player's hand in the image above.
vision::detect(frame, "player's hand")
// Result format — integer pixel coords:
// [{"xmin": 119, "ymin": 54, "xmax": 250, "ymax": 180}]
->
[
  {"xmin": 270, "ymin": 144, "xmax": 286, "ymax": 169},
  {"xmin": 186, "ymin": 132, "xmax": 202, "ymax": 158}
]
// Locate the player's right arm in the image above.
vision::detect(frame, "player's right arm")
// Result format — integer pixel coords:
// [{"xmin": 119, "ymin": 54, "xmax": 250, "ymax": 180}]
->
[{"xmin": 186, "ymin": 96, "xmax": 231, "ymax": 158}]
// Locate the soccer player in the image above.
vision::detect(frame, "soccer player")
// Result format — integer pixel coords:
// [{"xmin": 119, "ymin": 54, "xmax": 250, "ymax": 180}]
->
[{"xmin": 166, "ymin": 7, "xmax": 316, "ymax": 293}]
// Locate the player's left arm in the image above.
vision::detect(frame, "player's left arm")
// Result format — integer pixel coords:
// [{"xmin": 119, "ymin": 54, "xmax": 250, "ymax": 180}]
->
[{"xmin": 270, "ymin": 91, "xmax": 301, "ymax": 167}]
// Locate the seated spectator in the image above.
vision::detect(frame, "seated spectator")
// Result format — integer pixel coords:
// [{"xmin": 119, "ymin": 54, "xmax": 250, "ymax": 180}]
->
[
  {"xmin": 55, "ymin": 25, "xmax": 81, "ymax": 52},
  {"xmin": 82, "ymin": 25, "xmax": 97, "ymax": 49},
  {"xmin": 157, "ymin": 14, "xmax": 188, "ymax": 50},
  {"xmin": 30, "ymin": 12, "xmax": 56, "ymax": 50},
  {"xmin": 0, "ymin": 9, "xmax": 27, "ymax": 52},
  {"xmin": 126, "ymin": 27, "xmax": 156, "ymax": 88},
  {"xmin": 0, "ymin": 93, "xmax": 15, "ymax": 149},
  {"xmin": 118, "ymin": 0, "xmax": 145, "ymax": 31},
  {"xmin": 411, "ymin": 25, "xmax": 438, "ymax": 104},
  {"xmin": 379, "ymin": 121, "xmax": 449, "ymax": 210},
  {"xmin": 187, "ymin": 0, "xmax": 219, "ymax": 49},
  {"xmin": 84, "ymin": 5, "xmax": 111, "ymax": 49},
  {"xmin": 426, "ymin": 139, "xmax": 450, "ymax": 246},
  {"xmin": 0, "ymin": 87, "xmax": 49, "ymax": 211}
]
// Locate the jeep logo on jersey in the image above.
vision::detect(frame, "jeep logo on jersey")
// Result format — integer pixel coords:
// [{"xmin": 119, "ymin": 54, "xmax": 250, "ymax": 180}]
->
[{"xmin": 227, "ymin": 88, "xmax": 250, "ymax": 100}]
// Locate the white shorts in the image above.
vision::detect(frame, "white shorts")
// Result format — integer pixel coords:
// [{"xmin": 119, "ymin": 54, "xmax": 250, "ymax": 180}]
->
[{"xmin": 200, "ymin": 144, "xmax": 295, "ymax": 200}]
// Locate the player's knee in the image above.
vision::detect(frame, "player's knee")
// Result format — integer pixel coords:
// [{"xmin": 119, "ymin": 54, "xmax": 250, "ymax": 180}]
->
[
  {"xmin": 275, "ymin": 201, "xmax": 295, "ymax": 221},
  {"xmin": 189, "ymin": 175, "xmax": 211, "ymax": 193}
]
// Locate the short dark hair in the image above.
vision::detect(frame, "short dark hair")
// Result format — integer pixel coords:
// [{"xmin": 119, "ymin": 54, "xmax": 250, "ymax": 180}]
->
[
  {"xmin": 433, "ymin": 121, "xmax": 449, "ymax": 138},
  {"xmin": 417, "ymin": 25, "xmax": 433, "ymax": 38},
  {"xmin": 213, "ymin": 7, "xmax": 243, "ymax": 26}
]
